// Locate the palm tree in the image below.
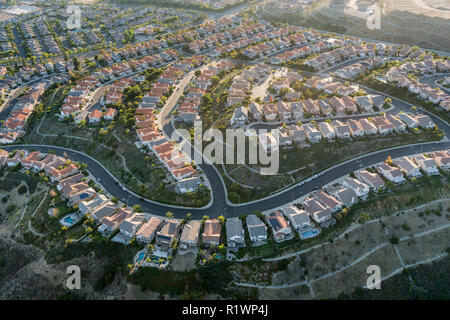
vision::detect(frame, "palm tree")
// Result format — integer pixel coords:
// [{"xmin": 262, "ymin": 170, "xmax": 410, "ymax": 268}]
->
[
  {"xmin": 166, "ymin": 211, "xmax": 174, "ymax": 219},
  {"xmin": 218, "ymin": 215, "xmax": 225, "ymax": 224}
]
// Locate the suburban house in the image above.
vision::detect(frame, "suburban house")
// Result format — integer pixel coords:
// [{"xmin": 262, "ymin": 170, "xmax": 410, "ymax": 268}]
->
[
  {"xmin": 319, "ymin": 122, "xmax": 335, "ymax": 140},
  {"xmin": 135, "ymin": 216, "xmax": 162, "ymax": 243},
  {"xmin": 265, "ymin": 211, "xmax": 292, "ymax": 242},
  {"xmin": 156, "ymin": 219, "xmax": 180, "ymax": 251},
  {"xmin": 356, "ymin": 170, "xmax": 386, "ymax": 191},
  {"xmin": 202, "ymin": 219, "xmax": 222, "ymax": 246},
  {"xmin": 303, "ymin": 197, "xmax": 333, "ymax": 224},
  {"xmin": 376, "ymin": 163, "xmax": 406, "ymax": 184},
  {"xmin": 314, "ymin": 189, "xmax": 343, "ymax": 212},
  {"xmin": 91, "ymin": 202, "xmax": 117, "ymax": 222},
  {"xmin": 412, "ymin": 155, "xmax": 439, "ymax": 175},
  {"xmin": 393, "ymin": 157, "xmax": 422, "ymax": 177},
  {"xmin": 342, "ymin": 177, "xmax": 370, "ymax": 198},
  {"xmin": 328, "ymin": 185, "xmax": 358, "ymax": 207},
  {"xmin": 78, "ymin": 194, "xmax": 109, "ymax": 215},
  {"xmin": 230, "ymin": 106, "xmax": 249, "ymax": 127},
  {"xmin": 246, "ymin": 214, "xmax": 267, "ymax": 243},
  {"xmin": 282, "ymin": 206, "xmax": 312, "ymax": 230},
  {"xmin": 175, "ymin": 176, "xmax": 201, "ymax": 194},
  {"xmin": 249, "ymin": 102, "xmax": 262, "ymax": 121},
  {"xmin": 99, "ymin": 207, "xmax": 133, "ymax": 234},
  {"xmin": 225, "ymin": 217, "xmax": 245, "ymax": 248},
  {"xmin": 89, "ymin": 109, "xmax": 102, "ymax": 123},
  {"xmin": 180, "ymin": 220, "xmax": 202, "ymax": 249},
  {"xmin": 119, "ymin": 212, "xmax": 146, "ymax": 239}
]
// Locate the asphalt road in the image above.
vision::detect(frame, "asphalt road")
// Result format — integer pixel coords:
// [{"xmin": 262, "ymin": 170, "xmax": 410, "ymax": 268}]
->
[{"xmin": 3, "ymin": 141, "xmax": 449, "ymax": 219}]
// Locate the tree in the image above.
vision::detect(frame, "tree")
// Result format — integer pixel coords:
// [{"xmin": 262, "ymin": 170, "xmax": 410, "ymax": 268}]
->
[
  {"xmin": 218, "ymin": 215, "xmax": 225, "ymax": 224},
  {"xmin": 166, "ymin": 211, "xmax": 174, "ymax": 219},
  {"xmin": 133, "ymin": 204, "xmax": 142, "ymax": 213},
  {"xmin": 194, "ymin": 70, "xmax": 201, "ymax": 77},
  {"xmin": 227, "ymin": 192, "xmax": 240, "ymax": 203},
  {"xmin": 201, "ymin": 215, "xmax": 209, "ymax": 224},
  {"xmin": 73, "ymin": 56, "xmax": 80, "ymax": 71},
  {"xmin": 385, "ymin": 155, "xmax": 393, "ymax": 165}
]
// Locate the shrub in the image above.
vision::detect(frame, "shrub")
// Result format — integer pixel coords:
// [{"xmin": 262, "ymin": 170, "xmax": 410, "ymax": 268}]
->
[
  {"xmin": 390, "ymin": 237, "xmax": 399, "ymax": 245},
  {"xmin": 18, "ymin": 185, "xmax": 28, "ymax": 195}
]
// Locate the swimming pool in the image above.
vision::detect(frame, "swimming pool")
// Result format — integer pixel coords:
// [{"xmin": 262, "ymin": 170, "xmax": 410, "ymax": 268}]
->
[
  {"xmin": 64, "ymin": 216, "xmax": 75, "ymax": 224},
  {"xmin": 300, "ymin": 229, "xmax": 319, "ymax": 239},
  {"xmin": 137, "ymin": 251, "xmax": 145, "ymax": 262}
]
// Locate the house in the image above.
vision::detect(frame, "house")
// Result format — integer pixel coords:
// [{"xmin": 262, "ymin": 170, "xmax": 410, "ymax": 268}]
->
[
  {"xmin": 91, "ymin": 202, "xmax": 117, "ymax": 222},
  {"xmin": 356, "ymin": 170, "xmax": 386, "ymax": 191},
  {"xmin": 79, "ymin": 194, "xmax": 109, "ymax": 215},
  {"xmin": 287, "ymin": 124, "xmax": 307, "ymax": 143},
  {"xmin": 359, "ymin": 118, "xmax": 378, "ymax": 135},
  {"xmin": 413, "ymin": 156, "xmax": 439, "ymax": 175},
  {"xmin": 226, "ymin": 217, "xmax": 245, "ymax": 248},
  {"xmin": 341, "ymin": 177, "xmax": 370, "ymax": 198},
  {"xmin": 302, "ymin": 99, "xmax": 320, "ymax": 115},
  {"xmin": 136, "ymin": 217, "xmax": 162, "ymax": 243},
  {"xmin": 248, "ymin": 102, "xmax": 262, "ymax": 121},
  {"xmin": 334, "ymin": 122, "xmax": 352, "ymax": 139},
  {"xmin": 99, "ymin": 207, "xmax": 133, "ymax": 234},
  {"xmin": 104, "ymin": 108, "xmax": 117, "ymax": 121},
  {"xmin": 386, "ymin": 114, "xmax": 406, "ymax": 132},
  {"xmin": 393, "ymin": 156, "xmax": 422, "ymax": 177},
  {"xmin": 120, "ymin": 212, "xmax": 146, "ymax": 238},
  {"xmin": 202, "ymin": 219, "xmax": 222, "ymax": 246},
  {"xmin": 318, "ymin": 99, "xmax": 333, "ymax": 115},
  {"xmin": 328, "ymin": 185, "xmax": 358, "ymax": 207},
  {"xmin": 355, "ymin": 95, "xmax": 373, "ymax": 112},
  {"xmin": 376, "ymin": 162, "xmax": 406, "ymax": 184},
  {"xmin": 180, "ymin": 220, "xmax": 201, "ymax": 249},
  {"xmin": 291, "ymin": 102, "xmax": 303, "ymax": 119},
  {"xmin": 275, "ymin": 101, "xmax": 291, "ymax": 121},
  {"xmin": 435, "ymin": 155, "xmax": 450, "ymax": 170},
  {"xmin": 315, "ymin": 189, "xmax": 343, "ymax": 212},
  {"xmin": 415, "ymin": 114, "xmax": 435, "ymax": 129},
  {"xmin": 230, "ymin": 106, "xmax": 249, "ymax": 127},
  {"xmin": 246, "ymin": 214, "xmax": 267, "ymax": 243},
  {"xmin": 282, "ymin": 206, "xmax": 312, "ymax": 230},
  {"xmin": 347, "ymin": 119, "xmax": 365, "ymax": 137},
  {"xmin": 156, "ymin": 219, "xmax": 180, "ymax": 250},
  {"xmin": 89, "ymin": 109, "xmax": 102, "ymax": 123},
  {"xmin": 397, "ymin": 113, "xmax": 419, "ymax": 128},
  {"xmin": 175, "ymin": 177, "xmax": 201, "ymax": 194},
  {"xmin": 262, "ymin": 103, "xmax": 277, "ymax": 121},
  {"xmin": 265, "ymin": 211, "xmax": 292, "ymax": 242},
  {"xmin": 319, "ymin": 121, "xmax": 335, "ymax": 140},
  {"xmin": 303, "ymin": 197, "xmax": 332, "ymax": 223}
]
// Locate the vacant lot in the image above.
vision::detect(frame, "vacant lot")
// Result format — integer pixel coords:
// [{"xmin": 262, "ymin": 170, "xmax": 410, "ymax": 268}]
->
[{"xmin": 312, "ymin": 245, "xmax": 402, "ymax": 299}]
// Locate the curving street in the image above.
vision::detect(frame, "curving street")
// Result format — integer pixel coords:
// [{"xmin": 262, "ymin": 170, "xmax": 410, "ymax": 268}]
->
[{"xmin": 2, "ymin": 140, "xmax": 449, "ymax": 219}]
